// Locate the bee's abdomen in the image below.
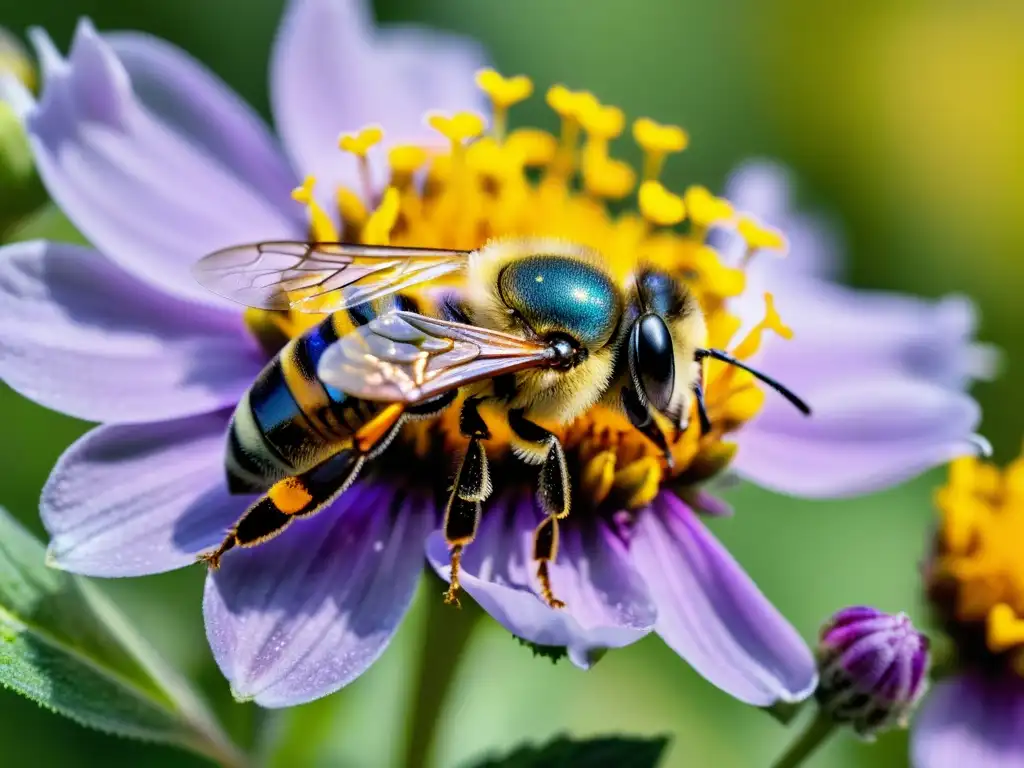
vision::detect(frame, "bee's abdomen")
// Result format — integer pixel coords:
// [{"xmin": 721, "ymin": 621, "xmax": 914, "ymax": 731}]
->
[{"xmin": 226, "ymin": 313, "xmax": 384, "ymax": 493}]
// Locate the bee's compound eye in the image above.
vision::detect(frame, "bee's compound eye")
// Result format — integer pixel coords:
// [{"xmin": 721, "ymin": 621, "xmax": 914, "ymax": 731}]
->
[{"xmin": 629, "ymin": 313, "xmax": 675, "ymax": 412}]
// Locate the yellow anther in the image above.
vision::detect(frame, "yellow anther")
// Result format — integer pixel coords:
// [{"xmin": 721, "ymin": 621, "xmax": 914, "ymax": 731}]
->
[
  {"xmin": 475, "ymin": 69, "xmax": 534, "ymax": 110},
  {"xmin": 633, "ymin": 118, "xmax": 689, "ymax": 154},
  {"xmin": 338, "ymin": 125, "xmax": 384, "ymax": 157},
  {"xmin": 729, "ymin": 293, "xmax": 792, "ymax": 361},
  {"xmin": 613, "ymin": 456, "xmax": 663, "ymax": 509},
  {"xmin": 506, "ymin": 128, "xmax": 558, "ymax": 166},
  {"xmin": 362, "ymin": 187, "xmax": 400, "ymax": 245},
  {"xmin": 738, "ymin": 215, "xmax": 786, "ymax": 253},
  {"xmin": 580, "ymin": 102, "xmax": 625, "ymax": 140},
  {"xmin": 582, "ymin": 151, "xmax": 636, "ymax": 200},
  {"xmin": 388, "ymin": 145, "xmax": 428, "ymax": 175},
  {"xmin": 336, "ymin": 186, "xmax": 368, "ymax": 228},
  {"xmin": 581, "ymin": 450, "xmax": 617, "ymax": 506},
  {"xmin": 291, "ymin": 176, "xmax": 339, "ymax": 242},
  {"xmin": 427, "ymin": 111, "xmax": 487, "ymax": 144},
  {"xmin": 987, "ymin": 604, "xmax": 1024, "ymax": 653},
  {"xmin": 692, "ymin": 248, "xmax": 746, "ymax": 298},
  {"xmin": 545, "ymin": 85, "xmax": 597, "ymax": 121},
  {"xmin": 685, "ymin": 186, "xmax": 735, "ymax": 230},
  {"xmin": 634, "ymin": 118, "xmax": 689, "ymax": 181},
  {"xmin": 638, "ymin": 181, "xmax": 686, "ymax": 227}
]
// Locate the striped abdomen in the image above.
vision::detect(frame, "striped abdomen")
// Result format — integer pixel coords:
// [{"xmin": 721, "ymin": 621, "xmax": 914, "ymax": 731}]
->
[{"xmin": 226, "ymin": 312, "xmax": 388, "ymax": 494}]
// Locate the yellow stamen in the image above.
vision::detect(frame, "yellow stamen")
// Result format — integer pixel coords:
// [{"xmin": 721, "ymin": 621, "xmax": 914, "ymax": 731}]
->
[
  {"xmin": 738, "ymin": 215, "xmax": 786, "ymax": 267},
  {"xmin": 505, "ymin": 128, "xmax": 558, "ymax": 167},
  {"xmin": 580, "ymin": 102, "xmax": 625, "ymax": 141},
  {"xmin": 932, "ymin": 448, "xmax": 1024, "ymax": 663},
  {"xmin": 388, "ymin": 145, "xmax": 428, "ymax": 179},
  {"xmin": 612, "ymin": 456, "xmax": 663, "ymax": 509},
  {"xmin": 427, "ymin": 111, "xmax": 487, "ymax": 146},
  {"xmin": 639, "ymin": 181, "xmax": 686, "ymax": 227},
  {"xmin": 339, "ymin": 124, "xmax": 384, "ymax": 202},
  {"xmin": 582, "ymin": 148, "xmax": 636, "ymax": 200},
  {"xmin": 633, "ymin": 117, "xmax": 688, "ymax": 181},
  {"xmin": 476, "ymin": 69, "xmax": 533, "ymax": 140},
  {"xmin": 580, "ymin": 450, "xmax": 617, "ymax": 506},
  {"xmin": 362, "ymin": 187, "xmax": 400, "ymax": 246},
  {"xmin": 336, "ymin": 186, "xmax": 368, "ymax": 233},
  {"xmin": 291, "ymin": 176, "xmax": 339, "ymax": 242},
  {"xmin": 546, "ymin": 85, "xmax": 596, "ymax": 178},
  {"xmin": 338, "ymin": 125, "xmax": 384, "ymax": 157},
  {"xmin": 729, "ymin": 293, "xmax": 793, "ymax": 361},
  {"xmin": 685, "ymin": 185, "xmax": 735, "ymax": 242}
]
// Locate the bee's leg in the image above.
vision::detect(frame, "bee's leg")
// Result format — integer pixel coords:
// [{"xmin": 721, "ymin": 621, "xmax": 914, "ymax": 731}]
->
[
  {"xmin": 199, "ymin": 448, "xmax": 365, "ymax": 570},
  {"xmin": 620, "ymin": 387, "xmax": 675, "ymax": 469},
  {"xmin": 443, "ymin": 396, "xmax": 492, "ymax": 606},
  {"xmin": 692, "ymin": 380, "xmax": 712, "ymax": 436},
  {"xmin": 507, "ymin": 408, "xmax": 569, "ymax": 609}
]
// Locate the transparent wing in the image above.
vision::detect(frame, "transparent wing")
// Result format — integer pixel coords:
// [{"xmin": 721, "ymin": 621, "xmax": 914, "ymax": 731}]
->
[
  {"xmin": 318, "ymin": 311, "xmax": 557, "ymax": 403},
  {"xmin": 192, "ymin": 241, "xmax": 470, "ymax": 312}
]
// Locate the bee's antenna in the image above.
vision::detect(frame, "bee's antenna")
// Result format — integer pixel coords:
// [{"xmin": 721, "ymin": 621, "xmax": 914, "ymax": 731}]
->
[{"xmin": 696, "ymin": 348, "xmax": 811, "ymax": 416}]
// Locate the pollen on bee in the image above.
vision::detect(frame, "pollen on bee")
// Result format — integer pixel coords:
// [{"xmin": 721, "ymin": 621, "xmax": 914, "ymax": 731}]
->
[{"xmin": 268, "ymin": 477, "xmax": 314, "ymax": 515}]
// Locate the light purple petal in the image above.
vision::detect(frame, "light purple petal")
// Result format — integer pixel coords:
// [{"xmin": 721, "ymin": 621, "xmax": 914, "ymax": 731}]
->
[
  {"xmin": 629, "ymin": 493, "xmax": 817, "ymax": 706},
  {"xmin": 270, "ymin": 0, "xmax": 488, "ymax": 203},
  {"xmin": 715, "ymin": 160, "xmax": 843, "ymax": 282},
  {"xmin": 204, "ymin": 481, "xmax": 433, "ymax": 707},
  {"xmin": 104, "ymin": 31, "xmax": 300, "ymax": 218},
  {"xmin": 732, "ymin": 378, "xmax": 984, "ymax": 498},
  {"xmin": 0, "ymin": 240, "xmax": 263, "ymax": 423},
  {"xmin": 42, "ymin": 412, "xmax": 247, "ymax": 577},
  {"xmin": 21, "ymin": 20, "xmax": 300, "ymax": 306},
  {"xmin": 426, "ymin": 490, "xmax": 655, "ymax": 668},
  {"xmin": 912, "ymin": 674, "xmax": 1024, "ymax": 768},
  {"xmin": 751, "ymin": 281, "xmax": 998, "ymax": 391}
]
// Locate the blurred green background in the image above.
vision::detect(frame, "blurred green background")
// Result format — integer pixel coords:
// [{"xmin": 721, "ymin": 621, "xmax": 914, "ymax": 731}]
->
[{"xmin": 1, "ymin": 0, "xmax": 1021, "ymax": 765}]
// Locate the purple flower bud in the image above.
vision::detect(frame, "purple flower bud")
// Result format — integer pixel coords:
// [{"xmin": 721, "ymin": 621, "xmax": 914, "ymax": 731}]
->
[{"xmin": 816, "ymin": 606, "xmax": 930, "ymax": 739}]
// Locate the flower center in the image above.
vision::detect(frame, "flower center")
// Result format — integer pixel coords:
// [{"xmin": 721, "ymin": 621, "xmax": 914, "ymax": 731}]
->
[
  {"xmin": 248, "ymin": 70, "xmax": 792, "ymax": 514},
  {"xmin": 928, "ymin": 454, "xmax": 1024, "ymax": 677}
]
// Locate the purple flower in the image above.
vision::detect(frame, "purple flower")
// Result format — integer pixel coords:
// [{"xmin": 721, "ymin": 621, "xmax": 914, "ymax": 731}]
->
[
  {"xmin": 909, "ymin": 455, "xmax": 1024, "ymax": 767},
  {"xmin": 0, "ymin": 1, "xmax": 990, "ymax": 710},
  {"xmin": 713, "ymin": 161, "xmax": 997, "ymax": 498},
  {"xmin": 817, "ymin": 606, "xmax": 930, "ymax": 738}
]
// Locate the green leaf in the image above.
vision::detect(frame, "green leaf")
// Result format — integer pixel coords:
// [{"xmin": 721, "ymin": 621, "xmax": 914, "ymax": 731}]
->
[
  {"xmin": 469, "ymin": 735, "xmax": 671, "ymax": 768},
  {"xmin": 0, "ymin": 507, "xmax": 244, "ymax": 766}
]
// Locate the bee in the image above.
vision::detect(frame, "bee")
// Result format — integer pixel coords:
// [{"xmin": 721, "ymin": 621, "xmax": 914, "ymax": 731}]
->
[{"xmin": 192, "ymin": 237, "xmax": 810, "ymax": 607}]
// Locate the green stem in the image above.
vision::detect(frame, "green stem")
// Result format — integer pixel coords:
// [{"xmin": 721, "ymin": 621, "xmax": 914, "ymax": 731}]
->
[
  {"xmin": 769, "ymin": 709, "xmax": 836, "ymax": 768},
  {"xmin": 402, "ymin": 576, "xmax": 483, "ymax": 768}
]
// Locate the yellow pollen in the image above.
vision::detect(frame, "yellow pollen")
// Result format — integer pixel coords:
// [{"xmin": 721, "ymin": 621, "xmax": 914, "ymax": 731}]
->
[
  {"xmin": 580, "ymin": 102, "xmax": 626, "ymax": 141},
  {"xmin": 362, "ymin": 187, "xmax": 401, "ymax": 246},
  {"xmin": 427, "ymin": 111, "xmax": 487, "ymax": 145},
  {"xmin": 268, "ymin": 478, "xmax": 313, "ymax": 515},
  {"xmin": 738, "ymin": 215, "xmax": 786, "ymax": 253},
  {"xmin": 389, "ymin": 145, "xmax": 429, "ymax": 176},
  {"xmin": 259, "ymin": 75, "xmax": 801, "ymax": 516},
  {"xmin": 685, "ymin": 185, "xmax": 735, "ymax": 241},
  {"xmin": 639, "ymin": 181, "xmax": 687, "ymax": 227},
  {"xmin": 291, "ymin": 176, "xmax": 339, "ymax": 242},
  {"xmin": 633, "ymin": 117, "xmax": 688, "ymax": 182},
  {"xmin": 933, "ymin": 452, "xmax": 1024, "ymax": 668},
  {"xmin": 338, "ymin": 125, "xmax": 384, "ymax": 157},
  {"xmin": 476, "ymin": 69, "xmax": 533, "ymax": 142},
  {"xmin": 506, "ymin": 128, "xmax": 558, "ymax": 166}
]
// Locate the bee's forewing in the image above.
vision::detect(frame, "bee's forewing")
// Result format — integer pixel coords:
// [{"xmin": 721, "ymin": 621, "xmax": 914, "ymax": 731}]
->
[
  {"xmin": 318, "ymin": 311, "xmax": 555, "ymax": 403},
  {"xmin": 192, "ymin": 241, "xmax": 470, "ymax": 311}
]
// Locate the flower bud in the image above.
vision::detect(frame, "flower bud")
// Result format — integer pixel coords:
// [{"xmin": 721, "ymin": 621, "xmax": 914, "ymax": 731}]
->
[{"xmin": 816, "ymin": 606, "xmax": 930, "ymax": 739}]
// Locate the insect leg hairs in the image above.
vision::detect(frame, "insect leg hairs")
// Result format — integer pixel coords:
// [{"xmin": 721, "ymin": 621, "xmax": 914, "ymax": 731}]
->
[
  {"xmin": 442, "ymin": 397, "xmax": 493, "ymax": 606},
  {"xmin": 507, "ymin": 408, "xmax": 571, "ymax": 610}
]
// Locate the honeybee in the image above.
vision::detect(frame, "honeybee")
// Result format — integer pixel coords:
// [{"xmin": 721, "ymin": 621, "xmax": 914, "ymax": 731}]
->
[{"xmin": 192, "ymin": 237, "xmax": 810, "ymax": 607}]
